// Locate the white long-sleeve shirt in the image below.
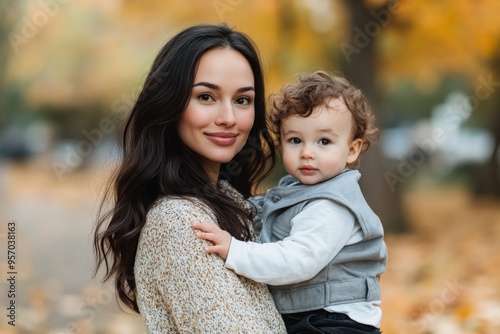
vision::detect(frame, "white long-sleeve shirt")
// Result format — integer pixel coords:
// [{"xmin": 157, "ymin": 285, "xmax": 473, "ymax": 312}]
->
[{"xmin": 225, "ymin": 199, "xmax": 382, "ymax": 327}]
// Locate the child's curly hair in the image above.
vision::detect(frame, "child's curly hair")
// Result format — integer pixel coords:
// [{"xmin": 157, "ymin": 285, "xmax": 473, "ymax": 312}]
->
[{"xmin": 269, "ymin": 71, "xmax": 379, "ymax": 169}]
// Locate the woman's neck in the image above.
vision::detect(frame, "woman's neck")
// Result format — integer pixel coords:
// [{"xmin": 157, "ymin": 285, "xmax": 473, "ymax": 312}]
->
[{"xmin": 203, "ymin": 163, "xmax": 220, "ymax": 186}]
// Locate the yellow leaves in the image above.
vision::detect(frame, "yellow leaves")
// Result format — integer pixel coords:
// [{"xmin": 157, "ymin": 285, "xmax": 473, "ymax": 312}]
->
[
  {"xmin": 455, "ymin": 301, "xmax": 474, "ymax": 323},
  {"xmin": 475, "ymin": 34, "xmax": 499, "ymax": 58},
  {"xmin": 381, "ymin": 0, "xmax": 500, "ymax": 84},
  {"xmin": 6, "ymin": 0, "xmax": 500, "ymax": 110}
]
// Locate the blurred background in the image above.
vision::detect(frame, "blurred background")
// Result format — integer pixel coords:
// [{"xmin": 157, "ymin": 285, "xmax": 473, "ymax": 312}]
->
[{"xmin": 1, "ymin": 0, "xmax": 499, "ymax": 333}]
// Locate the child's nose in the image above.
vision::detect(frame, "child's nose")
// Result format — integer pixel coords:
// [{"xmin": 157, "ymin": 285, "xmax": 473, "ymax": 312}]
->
[{"xmin": 300, "ymin": 144, "xmax": 315, "ymax": 159}]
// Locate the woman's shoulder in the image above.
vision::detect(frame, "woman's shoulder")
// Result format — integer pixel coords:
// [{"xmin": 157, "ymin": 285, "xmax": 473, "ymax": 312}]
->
[
  {"xmin": 150, "ymin": 195, "xmax": 203, "ymax": 211},
  {"xmin": 138, "ymin": 196, "xmax": 216, "ymax": 254},
  {"xmin": 147, "ymin": 196, "xmax": 215, "ymax": 225}
]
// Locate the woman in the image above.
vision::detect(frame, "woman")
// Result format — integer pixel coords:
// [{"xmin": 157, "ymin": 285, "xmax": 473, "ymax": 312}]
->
[{"xmin": 94, "ymin": 24, "xmax": 286, "ymax": 333}]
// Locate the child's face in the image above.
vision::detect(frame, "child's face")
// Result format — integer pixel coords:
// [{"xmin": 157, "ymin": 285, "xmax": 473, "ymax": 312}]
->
[{"xmin": 280, "ymin": 98, "xmax": 362, "ymax": 185}]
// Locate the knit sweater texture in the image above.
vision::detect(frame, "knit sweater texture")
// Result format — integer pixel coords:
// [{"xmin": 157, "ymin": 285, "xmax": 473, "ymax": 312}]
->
[{"xmin": 134, "ymin": 180, "xmax": 286, "ymax": 333}]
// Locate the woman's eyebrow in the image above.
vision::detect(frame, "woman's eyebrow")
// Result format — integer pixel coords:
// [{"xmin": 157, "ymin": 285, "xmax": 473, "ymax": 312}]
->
[
  {"xmin": 193, "ymin": 82, "xmax": 219, "ymax": 90},
  {"xmin": 236, "ymin": 86, "xmax": 255, "ymax": 93},
  {"xmin": 193, "ymin": 82, "xmax": 254, "ymax": 93}
]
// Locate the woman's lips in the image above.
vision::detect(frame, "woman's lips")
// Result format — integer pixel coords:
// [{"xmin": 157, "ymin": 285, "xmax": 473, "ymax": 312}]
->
[{"xmin": 205, "ymin": 132, "xmax": 238, "ymax": 146}]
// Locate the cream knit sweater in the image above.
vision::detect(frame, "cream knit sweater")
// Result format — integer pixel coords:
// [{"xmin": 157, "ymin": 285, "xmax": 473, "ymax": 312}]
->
[{"xmin": 134, "ymin": 181, "xmax": 286, "ymax": 333}]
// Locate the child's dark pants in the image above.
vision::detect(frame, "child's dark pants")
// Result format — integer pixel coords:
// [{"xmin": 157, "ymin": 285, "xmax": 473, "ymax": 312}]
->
[{"xmin": 282, "ymin": 310, "xmax": 382, "ymax": 334}]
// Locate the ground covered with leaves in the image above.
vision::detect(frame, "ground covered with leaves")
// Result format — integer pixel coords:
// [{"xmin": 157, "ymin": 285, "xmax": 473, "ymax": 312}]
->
[{"xmin": 381, "ymin": 185, "xmax": 500, "ymax": 334}]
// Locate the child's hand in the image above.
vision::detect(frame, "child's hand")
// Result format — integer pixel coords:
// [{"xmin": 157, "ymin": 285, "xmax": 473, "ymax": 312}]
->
[{"xmin": 192, "ymin": 222, "xmax": 232, "ymax": 260}]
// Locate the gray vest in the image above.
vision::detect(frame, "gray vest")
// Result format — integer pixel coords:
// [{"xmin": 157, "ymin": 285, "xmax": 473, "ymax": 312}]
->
[{"xmin": 250, "ymin": 170, "xmax": 387, "ymax": 314}]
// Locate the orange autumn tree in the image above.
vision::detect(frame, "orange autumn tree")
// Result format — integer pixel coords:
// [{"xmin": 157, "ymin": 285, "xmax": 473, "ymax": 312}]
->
[
  {"xmin": 377, "ymin": 0, "xmax": 500, "ymax": 197},
  {"xmin": 114, "ymin": 0, "xmax": 345, "ymax": 92},
  {"xmin": 335, "ymin": 0, "xmax": 500, "ymax": 230}
]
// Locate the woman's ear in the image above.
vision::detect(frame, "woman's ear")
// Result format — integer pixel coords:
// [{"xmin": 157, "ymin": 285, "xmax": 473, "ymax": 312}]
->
[{"xmin": 346, "ymin": 138, "xmax": 363, "ymax": 164}]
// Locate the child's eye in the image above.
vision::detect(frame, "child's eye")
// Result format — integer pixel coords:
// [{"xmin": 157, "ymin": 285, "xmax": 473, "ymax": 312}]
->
[
  {"xmin": 198, "ymin": 93, "xmax": 214, "ymax": 102},
  {"xmin": 319, "ymin": 139, "xmax": 331, "ymax": 145},
  {"xmin": 289, "ymin": 137, "xmax": 301, "ymax": 144},
  {"xmin": 235, "ymin": 96, "xmax": 252, "ymax": 105}
]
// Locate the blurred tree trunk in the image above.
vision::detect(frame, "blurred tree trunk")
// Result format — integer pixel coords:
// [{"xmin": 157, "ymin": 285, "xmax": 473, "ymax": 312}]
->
[
  {"xmin": 474, "ymin": 117, "xmax": 500, "ymax": 196},
  {"xmin": 340, "ymin": 0, "xmax": 407, "ymax": 233},
  {"xmin": 0, "ymin": 1, "xmax": 18, "ymax": 124},
  {"xmin": 0, "ymin": 2, "xmax": 14, "ymax": 90},
  {"xmin": 474, "ymin": 52, "xmax": 500, "ymax": 197}
]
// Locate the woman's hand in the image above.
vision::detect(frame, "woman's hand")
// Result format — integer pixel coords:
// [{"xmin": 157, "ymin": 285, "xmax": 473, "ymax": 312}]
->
[{"xmin": 193, "ymin": 222, "xmax": 232, "ymax": 260}]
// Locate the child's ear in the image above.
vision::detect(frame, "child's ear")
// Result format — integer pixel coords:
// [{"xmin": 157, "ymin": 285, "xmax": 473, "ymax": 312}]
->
[{"xmin": 346, "ymin": 138, "xmax": 363, "ymax": 164}]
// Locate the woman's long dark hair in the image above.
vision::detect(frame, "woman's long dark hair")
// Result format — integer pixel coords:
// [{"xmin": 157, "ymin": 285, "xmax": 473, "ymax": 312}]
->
[{"xmin": 94, "ymin": 24, "xmax": 276, "ymax": 313}]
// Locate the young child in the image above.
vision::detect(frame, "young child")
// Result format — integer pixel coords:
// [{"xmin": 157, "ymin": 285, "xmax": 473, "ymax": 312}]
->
[{"xmin": 194, "ymin": 71, "xmax": 387, "ymax": 334}]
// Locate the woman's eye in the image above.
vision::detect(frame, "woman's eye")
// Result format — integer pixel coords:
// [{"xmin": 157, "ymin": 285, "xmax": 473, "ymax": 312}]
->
[
  {"xmin": 290, "ymin": 137, "xmax": 301, "ymax": 144},
  {"xmin": 319, "ymin": 139, "xmax": 331, "ymax": 145},
  {"xmin": 235, "ymin": 96, "xmax": 251, "ymax": 105},
  {"xmin": 198, "ymin": 93, "xmax": 214, "ymax": 102}
]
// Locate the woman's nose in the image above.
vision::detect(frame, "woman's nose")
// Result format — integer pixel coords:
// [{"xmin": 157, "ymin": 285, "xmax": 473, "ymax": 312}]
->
[{"xmin": 215, "ymin": 101, "xmax": 236, "ymax": 126}]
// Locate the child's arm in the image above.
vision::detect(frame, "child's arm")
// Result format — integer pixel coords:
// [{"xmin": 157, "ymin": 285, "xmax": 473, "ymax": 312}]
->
[
  {"xmin": 194, "ymin": 200, "xmax": 357, "ymax": 286},
  {"xmin": 193, "ymin": 222, "xmax": 232, "ymax": 260}
]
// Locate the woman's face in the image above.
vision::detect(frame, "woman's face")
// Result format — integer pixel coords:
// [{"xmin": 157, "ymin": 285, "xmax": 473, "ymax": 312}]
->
[{"xmin": 178, "ymin": 48, "xmax": 255, "ymax": 183}]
